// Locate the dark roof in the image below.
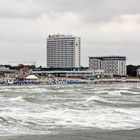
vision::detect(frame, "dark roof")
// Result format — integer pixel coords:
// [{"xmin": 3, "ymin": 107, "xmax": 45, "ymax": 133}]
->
[
  {"xmin": 89, "ymin": 56, "xmax": 126, "ymax": 61},
  {"xmin": 33, "ymin": 67, "xmax": 88, "ymax": 72}
]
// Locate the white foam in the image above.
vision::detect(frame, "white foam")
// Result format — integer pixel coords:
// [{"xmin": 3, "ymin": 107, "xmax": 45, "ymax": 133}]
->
[
  {"xmin": 0, "ymin": 84, "xmax": 140, "ymax": 135},
  {"xmin": 94, "ymin": 90, "xmax": 107, "ymax": 94},
  {"xmin": 121, "ymin": 90, "xmax": 140, "ymax": 95},
  {"xmin": 8, "ymin": 96, "xmax": 24, "ymax": 102},
  {"xmin": 0, "ymin": 103, "xmax": 140, "ymax": 135},
  {"xmin": 107, "ymin": 90, "xmax": 122, "ymax": 96},
  {"xmin": 86, "ymin": 96, "xmax": 105, "ymax": 102}
]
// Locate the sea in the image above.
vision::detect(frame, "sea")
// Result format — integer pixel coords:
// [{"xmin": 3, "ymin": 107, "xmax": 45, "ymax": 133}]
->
[{"xmin": 0, "ymin": 83, "xmax": 140, "ymax": 137}]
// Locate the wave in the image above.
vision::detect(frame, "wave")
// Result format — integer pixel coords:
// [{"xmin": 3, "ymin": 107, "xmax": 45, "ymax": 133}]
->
[
  {"xmin": 120, "ymin": 90, "xmax": 140, "ymax": 95},
  {"xmin": 85, "ymin": 94, "xmax": 140, "ymax": 107},
  {"xmin": 8, "ymin": 96, "xmax": 24, "ymax": 102},
  {"xmin": 7, "ymin": 96, "xmax": 39, "ymax": 103},
  {"xmin": 0, "ymin": 84, "xmax": 140, "ymax": 135},
  {"xmin": 94, "ymin": 89, "xmax": 140, "ymax": 96},
  {"xmin": 23, "ymin": 97, "xmax": 37, "ymax": 103},
  {"xmin": 107, "ymin": 90, "xmax": 122, "ymax": 96},
  {"xmin": 86, "ymin": 96, "xmax": 109, "ymax": 104}
]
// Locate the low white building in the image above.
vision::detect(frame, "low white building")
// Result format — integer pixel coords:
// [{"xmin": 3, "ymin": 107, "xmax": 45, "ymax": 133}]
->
[
  {"xmin": 0, "ymin": 66, "xmax": 18, "ymax": 77},
  {"xmin": 32, "ymin": 70, "xmax": 94, "ymax": 78}
]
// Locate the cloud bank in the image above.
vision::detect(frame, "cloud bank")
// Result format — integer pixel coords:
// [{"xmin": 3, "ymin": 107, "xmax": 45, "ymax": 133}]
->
[{"xmin": 0, "ymin": 0, "xmax": 140, "ymax": 66}]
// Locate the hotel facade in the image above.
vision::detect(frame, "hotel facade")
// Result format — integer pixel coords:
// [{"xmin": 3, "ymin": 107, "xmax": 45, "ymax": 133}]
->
[
  {"xmin": 47, "ymin": 34, "xmax": 81, "ymax": 68},
  {"xmin": 89, "ymin": 56, "xmax": 126, "ymax": 76}
]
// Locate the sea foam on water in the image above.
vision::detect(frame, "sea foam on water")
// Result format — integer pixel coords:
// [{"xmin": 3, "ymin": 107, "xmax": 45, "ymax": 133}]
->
[{"xmin": 0, "ymin": 84, "xmax": 140, "ymax": 136}]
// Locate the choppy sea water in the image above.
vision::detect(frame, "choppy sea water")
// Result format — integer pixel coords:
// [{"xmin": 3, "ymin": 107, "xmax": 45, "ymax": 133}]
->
[{"xmin": 0, "ymin": 83, "xmax": 140, "ymax": 136}]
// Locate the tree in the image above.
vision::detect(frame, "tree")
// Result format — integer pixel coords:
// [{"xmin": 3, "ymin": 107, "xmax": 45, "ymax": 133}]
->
[{"xmin": 127, "ymin": 65, "xmax": 137, "ymax": 77}]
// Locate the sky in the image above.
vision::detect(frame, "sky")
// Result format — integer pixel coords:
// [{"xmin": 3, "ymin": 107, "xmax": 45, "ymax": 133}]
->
[{"xmin": 0, "ymin": 0, "xmax": 140, "ymax": 66}]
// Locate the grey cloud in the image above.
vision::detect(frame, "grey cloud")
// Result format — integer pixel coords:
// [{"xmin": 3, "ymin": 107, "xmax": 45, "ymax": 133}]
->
[
  {"xmin": 0, "ymin": 0, "xmax": 140, "ymax": 66},
  {"xmin": 1, "ymin": 0, "xmax": 140, "ymax": 21},
  {"xmin": 32, "ymin": 0, "xmax": 140, "ymax": 22}
]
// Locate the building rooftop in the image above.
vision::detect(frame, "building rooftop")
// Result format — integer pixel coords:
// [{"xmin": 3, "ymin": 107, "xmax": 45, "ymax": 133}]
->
[
  {"xmin": 48, "ymin": 34, "xmax": 75, "ymax": 38},
  {"xmin": 89, "ymin": 56, "xmax": 126, "ymax": 60}
]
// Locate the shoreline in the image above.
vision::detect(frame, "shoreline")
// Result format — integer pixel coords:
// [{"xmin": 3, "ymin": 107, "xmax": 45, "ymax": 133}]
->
[
  {"xmin": 0, "ymin": 81, "xmax": 139, "ymax": 87},
  {"xmin": 0, "ymin": 77, "xmax": 140, "ymax": 86},
  {"xmin": 1, "ymin": 128, "xmax": 140, "ymax": 140}
]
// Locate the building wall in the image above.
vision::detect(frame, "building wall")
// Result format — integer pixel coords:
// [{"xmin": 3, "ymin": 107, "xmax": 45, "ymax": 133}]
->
[
  {"xmin": 89, "ymin": 56, "xmax": 126, "ymax": 76},
  {"xmin": 47, "ymin": 35, "xmax": 81, "ymax": 68},
  {"xmin": 137, "ymin": 69, "xmax": 140, "ymax": 76},
  {"xmin": 89, "ymin": 59, "xmax": 101, "ymax": 70}
]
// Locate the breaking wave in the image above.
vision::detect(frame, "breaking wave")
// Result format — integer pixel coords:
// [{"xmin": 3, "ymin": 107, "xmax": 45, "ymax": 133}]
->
[{"xmin": 0, "ymin": 83, "xmax": 140, "ymax": 136}]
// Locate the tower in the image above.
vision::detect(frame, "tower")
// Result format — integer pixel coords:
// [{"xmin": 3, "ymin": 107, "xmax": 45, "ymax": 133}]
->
[{"xmin": 47, "ymin": 34, "xmax": 81, "ymax": 68}]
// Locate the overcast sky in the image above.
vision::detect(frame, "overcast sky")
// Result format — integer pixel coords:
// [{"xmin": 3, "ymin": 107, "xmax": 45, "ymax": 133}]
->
[{"xmin": 0, "ymin": 0, "xmax": 140, "ymax": 66}]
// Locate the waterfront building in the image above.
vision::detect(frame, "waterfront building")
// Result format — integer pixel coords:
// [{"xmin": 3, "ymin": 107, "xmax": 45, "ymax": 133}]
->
[
  {"xmin": 94, "ymin": 70, "xmax": 105, "ymax": 78},
  {"xmin": 137, "ymin": 68, "xmax": 140, "ymax": 77},
  {"xmin": 0, "ymin": 66, "xmax": 18, "ymax": 77},
  {"xmin": 32, "ymin": 67, "xmax": 93, "ymax": 78},
  {"xmin": 89, "ymin": 56, "xmax": 126, "ymax": 76},
  {"xmin": 47, "ymin": 34, "xmax": 81, "ymax": 68}
]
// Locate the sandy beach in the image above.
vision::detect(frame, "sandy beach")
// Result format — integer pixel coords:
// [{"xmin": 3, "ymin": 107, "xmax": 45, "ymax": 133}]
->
[{"xmin": 1, "ymin": 128, "xmax": 140, "ymax": 140}]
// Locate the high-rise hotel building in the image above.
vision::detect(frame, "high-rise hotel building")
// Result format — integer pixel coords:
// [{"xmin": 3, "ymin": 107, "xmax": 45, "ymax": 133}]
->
[
  {"xmin": 89, "ymin": 56, "xmax": 126, "ymax": 76},
  {"xmin": 47, "ymin": 34, "xmax": 81, "ymax": 68}
]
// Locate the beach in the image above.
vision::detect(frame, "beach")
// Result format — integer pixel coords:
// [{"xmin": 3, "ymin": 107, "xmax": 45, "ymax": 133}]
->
[{"xmin": 1, "ymin": 128, "xmax": 140, "ymax": 140}]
